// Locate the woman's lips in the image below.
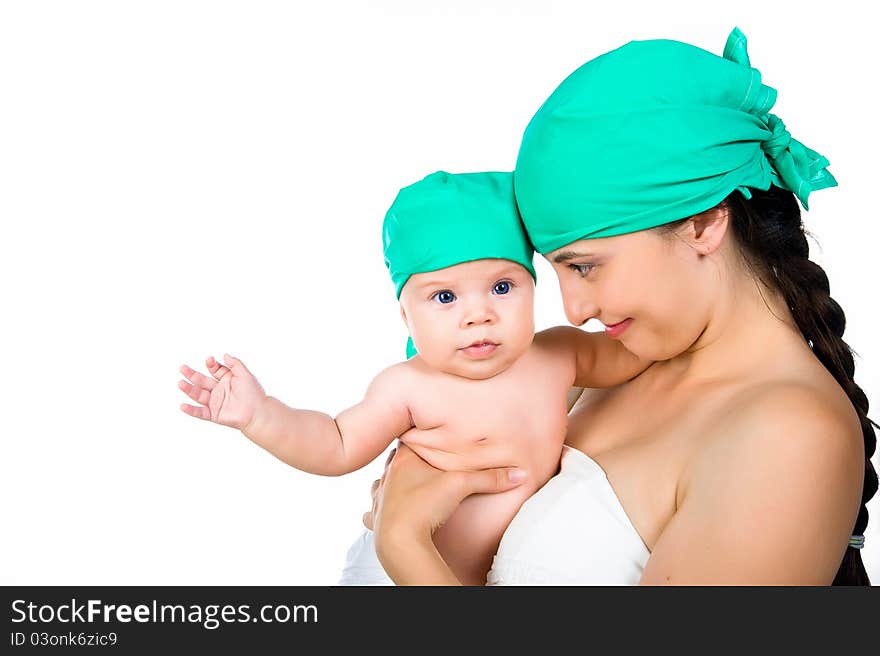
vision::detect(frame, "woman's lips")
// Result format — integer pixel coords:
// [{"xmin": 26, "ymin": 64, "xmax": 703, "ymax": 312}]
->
[
  {"xmin": 604, "ymin": 318, "xmax": 633, "ymax": 338},
  {"xmin": 460, "ymin": 342, "xmax": 499, "ymax": 359}
]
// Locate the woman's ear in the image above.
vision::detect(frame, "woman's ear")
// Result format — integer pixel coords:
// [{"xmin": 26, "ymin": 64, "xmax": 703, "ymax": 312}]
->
[
  {"xmin": 399, "ymin": 304, "xmax": 409, "ymax": 327},
  {"xmin": 683, "ymin": 205, "xmax": 729, "ymax": 255}
]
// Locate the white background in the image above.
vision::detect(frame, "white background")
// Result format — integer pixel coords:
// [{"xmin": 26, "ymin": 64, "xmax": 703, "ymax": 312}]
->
[{"xmin": 1, "ymin": 0, "xmax": 877, "ymax": 585}]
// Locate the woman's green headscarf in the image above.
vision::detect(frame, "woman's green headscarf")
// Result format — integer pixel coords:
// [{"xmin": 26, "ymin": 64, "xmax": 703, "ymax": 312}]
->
[{"xmin": 514, "ymin": 27, "xmax": 837, "ymax": 253}]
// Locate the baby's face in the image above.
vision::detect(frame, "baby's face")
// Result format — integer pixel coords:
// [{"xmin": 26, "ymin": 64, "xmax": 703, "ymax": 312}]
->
[{"xmin": 399, "ymin": 259, "xmax": 535, "ymax": 380}]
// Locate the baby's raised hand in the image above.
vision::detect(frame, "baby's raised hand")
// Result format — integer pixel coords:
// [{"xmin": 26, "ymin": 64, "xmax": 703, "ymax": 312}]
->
[{"xmin": 178, "ymin": 354, "xmax": 267, "ymax": 431}]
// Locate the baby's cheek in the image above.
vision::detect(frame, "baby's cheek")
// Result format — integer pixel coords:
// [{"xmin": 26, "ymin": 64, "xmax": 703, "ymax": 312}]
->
[
  {"xmin": 515, "ymin": 318, "xmax": 537, "ymax": 349},
  {"xmin": 504, "ymin": 335, "xmax": 533, "ymax": 366}
]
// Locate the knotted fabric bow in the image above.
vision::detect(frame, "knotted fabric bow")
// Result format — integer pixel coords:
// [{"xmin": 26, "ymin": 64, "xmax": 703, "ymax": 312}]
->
[
  {"xmin": 723, "ymin": 27, "xmax": 837, "ymax": 210},
  {"xmin": 514, "ymin": 27, "xmax": 838, "ymax": 253}
]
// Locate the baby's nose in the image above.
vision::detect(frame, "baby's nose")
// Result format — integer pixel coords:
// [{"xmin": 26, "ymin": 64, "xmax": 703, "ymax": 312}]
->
[{"xmin": 462, "ymin": 305, "xmax": 496, "ymax": 327}]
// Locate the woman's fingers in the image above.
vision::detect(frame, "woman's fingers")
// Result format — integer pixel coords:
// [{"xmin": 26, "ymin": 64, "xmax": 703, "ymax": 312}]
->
[
  {"xmin": 386, "ymin": 444, "xmax": 526, "ymax": 496},
  {"xmin": 177, "ymin": 379, "xmax": 211, "ymax": 406},
  {"xmin": 180, "ymin": 364, "xmax": 217, "ymax": 391},
  {"xmin": 364, "ymin": 449, "xmax": 398, "ymax": 531},
  {"xmin": 376, "ymin": 447, "xmax": 396, "ymax": 487},
  {"xmin": 369, "ymin": 441, "xmax": 528, "ymax": 546},
  {"xmin": 365, "ymin": 476, "xmax": 384, "ymax": 530},
  {"xmin": 452, "ymin": 467, "xmax": 527, "ymax": 496},
  {"xmin": 363, "ymin": 472, "xmax": 384, "ymax": 530}
]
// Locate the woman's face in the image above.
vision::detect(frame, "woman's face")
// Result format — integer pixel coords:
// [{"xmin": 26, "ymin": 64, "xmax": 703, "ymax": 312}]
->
[{"xmin": 544, "ymin": 225, "xmax": 716, "ymax": 361}]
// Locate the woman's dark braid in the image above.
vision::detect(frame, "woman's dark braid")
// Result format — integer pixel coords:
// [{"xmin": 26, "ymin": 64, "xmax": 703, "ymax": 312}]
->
[{"xmin": 726, "ymin": 186, "xmax": 878, "ymax": 585}]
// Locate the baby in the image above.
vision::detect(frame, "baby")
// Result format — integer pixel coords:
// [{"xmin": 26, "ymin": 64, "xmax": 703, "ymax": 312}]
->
[{"xmin": 178, "ymin": 171, "xmax": 649, "ymax": 585}]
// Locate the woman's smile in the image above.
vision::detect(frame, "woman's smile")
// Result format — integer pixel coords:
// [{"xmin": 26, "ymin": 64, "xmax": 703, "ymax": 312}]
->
[{"xmin": 603, "ymin": 318, "xmax": 632, "ymax": 338}]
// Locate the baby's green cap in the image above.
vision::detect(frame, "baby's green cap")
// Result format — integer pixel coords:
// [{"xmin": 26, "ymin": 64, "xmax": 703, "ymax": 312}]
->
[{"xmin": 382, "ymin": 171, "xmax": 537, "ymax": 299}]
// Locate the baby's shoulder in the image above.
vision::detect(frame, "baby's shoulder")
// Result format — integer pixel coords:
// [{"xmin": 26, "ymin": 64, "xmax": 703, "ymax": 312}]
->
[
  {"xmin": 365, "ymin": 359, "xmax": 418, "ymax": 398},
  {"xmin": 521, "ymin": 326, "xmax": 580, "ymax": 373},
  {"xmin": 531, "ymin": 326, "xmax": 580, "ymax": 357},
  {"xmin": 370, "ymin": 356, "xmax": 441, "ymax": 395},
  {"xmin": 373, "ymin": 358, "xmax": 422, "ymax": 385}
]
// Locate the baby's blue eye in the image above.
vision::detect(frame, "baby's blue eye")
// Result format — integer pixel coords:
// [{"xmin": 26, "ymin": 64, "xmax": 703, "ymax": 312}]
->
[
  {"xmin": 493, "ymin": 281, "xmax": 511, "ymax": 295},
  {"xmin": 433, "ymin": 290, "xmax": 456, "ymax": 304}
]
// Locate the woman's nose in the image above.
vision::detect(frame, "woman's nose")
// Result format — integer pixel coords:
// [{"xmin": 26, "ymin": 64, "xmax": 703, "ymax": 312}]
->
[{"xmin": 561, "ymin": 289, "xmax": 598, "ymax": 327}]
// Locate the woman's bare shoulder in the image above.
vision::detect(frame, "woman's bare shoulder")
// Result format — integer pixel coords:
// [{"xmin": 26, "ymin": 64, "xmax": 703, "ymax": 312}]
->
[
  {"xmin": 681, "ymin": 377, "xmax": 864, "ymax": 508},
  {"xmin": 642, "ymin": 378, "xmax": 865, "ymax": 584},
  {"xmin": 720, "ymin": 377, "xmax": 860, "ymax": 447}
]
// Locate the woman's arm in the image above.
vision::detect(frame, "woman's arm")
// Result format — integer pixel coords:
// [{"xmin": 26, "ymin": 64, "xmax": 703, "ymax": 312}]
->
[
  {"xmin": 367, "ymin": 443, "xmax": 528, "ymax": 585},
  {"xmin": 375, "ymin": 531, "xmax": 462, "ymax": 586},
  {"xmin": 639, "ymin": 385, "xmax": 864, "ymax": 584}
]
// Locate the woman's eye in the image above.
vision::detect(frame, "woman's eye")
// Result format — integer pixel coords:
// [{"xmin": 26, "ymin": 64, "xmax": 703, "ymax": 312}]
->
[
  {"xmin": 432, "ymin": 290, "xmax": 456, "ymax": 304},
  {"xmin": 568, "ymin": 263, "xmax": 595, "ymax": 277},
  {"xmin": 493, "ymin": 281, "xmax": 511, "ymax": 295}
]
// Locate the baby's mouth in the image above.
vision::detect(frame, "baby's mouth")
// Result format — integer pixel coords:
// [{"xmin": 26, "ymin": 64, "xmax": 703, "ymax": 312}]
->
[
  {"xmin": 460, "ymin": 340, "xmax": 500, "ymax": 359},
  {"xmin": 463, "ymin": 339, "xmax": 498, "ymax": 348}
]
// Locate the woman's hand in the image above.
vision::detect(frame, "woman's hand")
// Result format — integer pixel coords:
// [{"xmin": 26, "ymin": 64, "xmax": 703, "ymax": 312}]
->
[
  {"xmin": 364, "ymin": 443, "xmax": 527, "ymax": 584},
  {"xmin": 178, "ymin": 354, "xmax": 267, "ymax": 430}
]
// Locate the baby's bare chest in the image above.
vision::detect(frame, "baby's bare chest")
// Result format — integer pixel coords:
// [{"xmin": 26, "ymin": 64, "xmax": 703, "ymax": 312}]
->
[{"xmin": 403, "ymin": 367, "xmax": 570, "ymax": 471}]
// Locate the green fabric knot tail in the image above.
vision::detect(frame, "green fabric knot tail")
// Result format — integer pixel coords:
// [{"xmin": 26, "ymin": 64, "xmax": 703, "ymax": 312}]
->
[{"xmin": 724, "ymin": 27, "xmax": 838, "ymax": 210}]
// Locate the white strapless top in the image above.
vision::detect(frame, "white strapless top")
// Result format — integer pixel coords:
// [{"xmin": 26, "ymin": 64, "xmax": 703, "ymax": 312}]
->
[{"xmin": 486, "ymin": 445, "xmax": 651, "ymax": 585}]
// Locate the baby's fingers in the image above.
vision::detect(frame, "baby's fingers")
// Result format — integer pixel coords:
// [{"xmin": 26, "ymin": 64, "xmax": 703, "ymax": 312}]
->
[
  {"xmin": 206, "ymin": 355, "xmax": 232, "ymax": 381},
  {"xmin": 180, "ymin": 364, "xmax": 217, "ymax": 391},
  {"xmin": 178, "ymin": 379, "xmax": 211, "ymax": 406},
  {"xmin": 180, "ymin": 403, "xmax": 211, "ymax": 420},
  {"xmin": 222, "ymin": 353, "xmax": 253, "ymax": 375}
]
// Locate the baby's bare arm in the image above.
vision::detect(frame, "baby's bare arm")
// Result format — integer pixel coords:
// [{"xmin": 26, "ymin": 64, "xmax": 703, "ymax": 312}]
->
[
  {"xmin": 243, "ymin": 364, "xmax": 413, "ymax": 476},
  {"xmin": 535, "ymin": 326, "xmax": 652, "ymax": 388}
]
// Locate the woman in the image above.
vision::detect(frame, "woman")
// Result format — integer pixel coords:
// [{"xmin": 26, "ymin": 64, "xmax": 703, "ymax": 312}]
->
[{"xmin": 364, "ymin": 28, "xmax": 877, "ymax": 584}]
